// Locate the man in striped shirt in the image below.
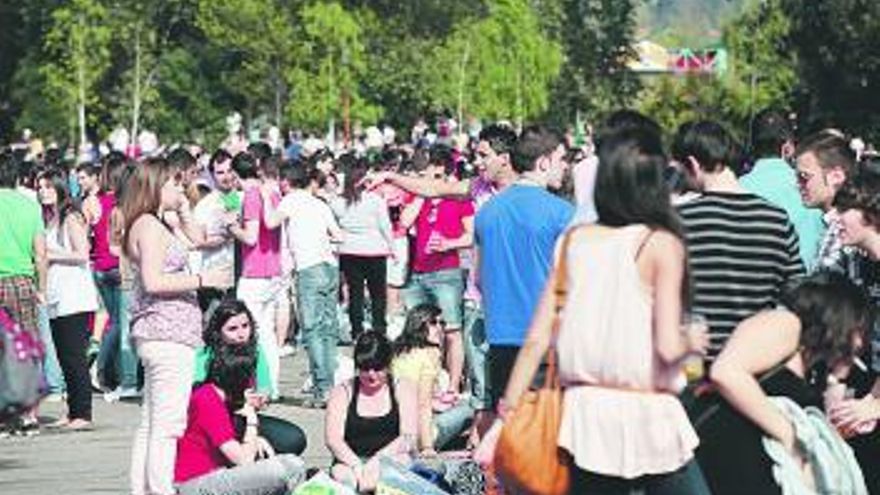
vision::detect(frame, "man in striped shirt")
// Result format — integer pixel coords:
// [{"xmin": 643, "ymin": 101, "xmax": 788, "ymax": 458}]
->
[{"xmin": 672, "ymin": 121, "xmax": 805, "ymax": 358}]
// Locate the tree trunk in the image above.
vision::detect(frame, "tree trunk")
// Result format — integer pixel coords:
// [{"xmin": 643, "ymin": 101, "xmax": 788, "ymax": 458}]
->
[
  {"xmin": 77, "ymin": 19, "xmax": 87, "ymax": 148},
  {"xmin": 457, "ymin": 39, "xmax": 471, "ymax": 133},
  {"xmin": 273, "ymin": 61, "xmax": 282, "ymax": 129},
  {"xmin": 130, "ymin": 24, "xmax": 142, "ymax": 149}
]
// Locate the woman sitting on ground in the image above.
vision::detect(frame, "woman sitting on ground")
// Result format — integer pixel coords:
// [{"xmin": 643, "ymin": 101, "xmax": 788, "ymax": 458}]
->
[
  {"xmin": 193, "ymin": 298, "xmax": 307, "ymax": 456},
  {"xmin": 392, "ymin": 303, "xmax": 474, "ymax": 456},
  {"xmin": 326, "ymin": 331, "xmax": 417, "ymax": 492},
  {"xmin": 697, "ymin": 272, "xmax": 871, "ymax": 495},
  {"xmin": 174, "ymin": 299, "xmax": 305, "ymax": 495}
]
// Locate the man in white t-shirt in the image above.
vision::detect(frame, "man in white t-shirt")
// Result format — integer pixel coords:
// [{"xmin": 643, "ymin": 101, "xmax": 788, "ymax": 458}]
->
[
  {"xmin": 264, "ymin": 165, "xmax": 342, "ymax": 407},
  {"xmin": 192, "ymin": 149, "xmax": 239, "ymax": 312}
]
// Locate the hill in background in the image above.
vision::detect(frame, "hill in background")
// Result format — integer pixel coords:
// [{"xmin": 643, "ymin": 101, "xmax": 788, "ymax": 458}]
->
[{"xmin": 636, "ymin": 0, "xmax": 748, "ymax": 47}]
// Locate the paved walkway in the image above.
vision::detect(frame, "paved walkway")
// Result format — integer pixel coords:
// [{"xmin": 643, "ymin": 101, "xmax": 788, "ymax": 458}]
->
[{"xmin": 0, "ymin": 350, "xmax": 333, "ymax": 495}]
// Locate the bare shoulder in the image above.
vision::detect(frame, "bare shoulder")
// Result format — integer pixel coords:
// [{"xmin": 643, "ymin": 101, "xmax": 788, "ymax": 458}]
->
[{"xmin": 643, "ymin": 229, "xmax": 684, "ymax": 256}]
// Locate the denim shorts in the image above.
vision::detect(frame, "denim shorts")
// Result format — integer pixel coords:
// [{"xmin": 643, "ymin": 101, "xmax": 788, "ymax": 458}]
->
[{"xmin": 402, "ymin": 268, "xmax": 465, "ymax": 329}]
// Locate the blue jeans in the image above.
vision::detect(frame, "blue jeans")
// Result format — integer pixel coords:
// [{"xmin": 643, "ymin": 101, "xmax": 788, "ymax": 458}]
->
[
  {"xmin": 37, "ymin": 305, "xmax": 65, "ymax": 393},
  {"xmin": 296, "ymin": 263, "xmax": 340, "ymax": 395},
  {"xmin": 463, "ymin": 301, "xmax": 489, "ymax": 410},
  {"xmin": 402, "ymin": 268, "xmax": 465, "ymax": 329},
  {"xmin": 94, "ymin": 271, "xmax": 138, "ymax": 389},
  {"xmin": 435, "ymin": 401, "xmax": 475, "ymax": 449}
]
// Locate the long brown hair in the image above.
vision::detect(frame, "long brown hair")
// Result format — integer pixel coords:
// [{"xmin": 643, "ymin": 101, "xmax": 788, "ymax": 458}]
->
[{"xmin": 121, "ymin": 157, "xmax": 177, "ymax": 256}]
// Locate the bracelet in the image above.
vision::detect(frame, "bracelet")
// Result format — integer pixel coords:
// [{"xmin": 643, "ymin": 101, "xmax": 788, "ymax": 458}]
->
[
  {"xmin": 496, "ymin": 398, "xmax": 512, "ymax": 419},
  {"xmin": 246, "ymin": 421, "xmax": 258, "ymax": 428}
]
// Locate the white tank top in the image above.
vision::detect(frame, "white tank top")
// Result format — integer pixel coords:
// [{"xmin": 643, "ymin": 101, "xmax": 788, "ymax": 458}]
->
[{"xmin": 46, "ymin": 220, "xmax": 99, "ymax": 319}]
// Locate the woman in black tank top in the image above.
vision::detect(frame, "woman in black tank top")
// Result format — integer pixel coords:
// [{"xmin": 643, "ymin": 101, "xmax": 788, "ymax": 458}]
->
[{"xmin": 325, "ymin": 332, "xmax": 416, "ymax": 492}]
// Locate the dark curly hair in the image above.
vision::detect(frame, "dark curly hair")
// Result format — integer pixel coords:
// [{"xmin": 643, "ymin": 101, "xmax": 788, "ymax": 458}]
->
[
  {"xmin": 780, "ymin": 272, "xmax": 871, "ymax": 374},
  {"xmin": 394, "ymin": 303, "xmax": 442, "ymax": 357},
  {"xmin": 833, "ymin": 159, "xmax": 880, "ymax": 230},
  {"xmin": 202, "ymin": 299, "xmax": 258, "ymax": 411}
]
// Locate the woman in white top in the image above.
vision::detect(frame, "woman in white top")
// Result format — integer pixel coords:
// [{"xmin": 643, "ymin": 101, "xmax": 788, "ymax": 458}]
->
[
  {"xmin": 332, "ymin": 161, "xmax": 395, "ymax": 338},
  {"xmin": 37, "ymin": 168, "xmax": 100, "ymax": 431}
]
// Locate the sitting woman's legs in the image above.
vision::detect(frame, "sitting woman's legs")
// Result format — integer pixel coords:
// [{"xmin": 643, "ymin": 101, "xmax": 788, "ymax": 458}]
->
[
  {"xmin": 234, "ymin": 414, "xmax": 307, "ymax": 456},
  {"xmin": 177, "ymin": 454, "xmax": 305, "ymax": 495}
]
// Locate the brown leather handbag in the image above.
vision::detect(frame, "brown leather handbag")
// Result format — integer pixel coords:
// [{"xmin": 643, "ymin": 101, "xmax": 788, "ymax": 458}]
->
[{"xmin": 493, "ymin": 228, "xmax": 579, "ymax": 495}]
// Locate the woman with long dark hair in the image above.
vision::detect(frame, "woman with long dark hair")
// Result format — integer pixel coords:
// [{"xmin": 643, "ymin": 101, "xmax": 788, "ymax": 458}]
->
[
  {"xmin": 194, "ymin": 299, "xmax": 307, "ymax": 456},
  {"xmin": 92, "ymin": 152, "xmax": 139, "ymax": 397},
  {"xmin": 38, "ymin": 167, "xmax": 100, "ymax": 431},
  {"xmin": 476, "ymin": 127, "xmax": 711, "ymax": 494},
  {"xmin": 175, "ymin": 298, "xmax": 305, "ymax": 495},
  {"xmin": 698, "ymin": 272, "xmax": 871, "ymax": 494},
  {"xmin": 332, "ymin": 160, "xmax": 395, "ymax": 339},
  {"xmin": 393, "ymin": 303, "xmax": 474, "ymax": 455}
]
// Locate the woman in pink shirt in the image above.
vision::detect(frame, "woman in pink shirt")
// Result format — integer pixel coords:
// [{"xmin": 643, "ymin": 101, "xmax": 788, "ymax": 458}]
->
[{"xmin": 175, "ymin": 299, "xmax": 305, "ymax": 495}]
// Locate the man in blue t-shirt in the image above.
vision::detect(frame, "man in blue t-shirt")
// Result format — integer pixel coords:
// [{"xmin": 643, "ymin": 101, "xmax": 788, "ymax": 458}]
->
[{"xmin": 474, "ymin": 125, "xmax": 574, "ymax": 408}]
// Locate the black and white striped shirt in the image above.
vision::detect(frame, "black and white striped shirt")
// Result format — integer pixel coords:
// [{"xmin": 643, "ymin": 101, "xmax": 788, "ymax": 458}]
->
[{"xmin": 678, "ymin": 191, "xmax": 805, "ymax": 358}]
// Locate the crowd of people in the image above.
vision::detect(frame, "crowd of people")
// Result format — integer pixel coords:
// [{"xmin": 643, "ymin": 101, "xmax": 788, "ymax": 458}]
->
[{"xmin": 0, "ymin": 108, "xmax": 879, "ymax": 495}]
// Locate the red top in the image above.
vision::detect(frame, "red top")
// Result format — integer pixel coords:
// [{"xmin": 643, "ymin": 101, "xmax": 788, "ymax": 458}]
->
[
  {"xmin": 91, "ymin": 192, "xmax": 119, "ymax": 272},
  {"xmin": 174, "ymin": 384, "xmax": 236, "ymax": 483},
  {"xmin": 411, "ymin": 197, "xmax": 474, "ymax": 273}
]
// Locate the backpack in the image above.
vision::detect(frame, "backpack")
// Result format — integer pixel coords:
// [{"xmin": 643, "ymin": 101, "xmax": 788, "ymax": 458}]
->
[{"xmin": 0, "ymin": 307, "xmax": 46, "ymax": 421}]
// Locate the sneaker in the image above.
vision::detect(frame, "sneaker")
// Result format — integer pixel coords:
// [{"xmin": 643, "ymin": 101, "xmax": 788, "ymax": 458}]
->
[
  {"xmin": 15, "ymin": 417, "xmax": 40, "ymax": 437},
  {"xmin": 89, "ymin": 362, "xmax": 106, "ymax": 393},
  {"xmin": 104, "ymin": 386, "xmax": 141, "ymax": 403},
  {"xmin": 279, "ymin": 343, "xmax": 296, "ymax": 358},
  {"xmin": 291, "ymin": 392, "xmax": 328, "ymax": 409}
]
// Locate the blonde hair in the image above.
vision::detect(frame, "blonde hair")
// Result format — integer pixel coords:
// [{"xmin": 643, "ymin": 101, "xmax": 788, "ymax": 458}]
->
[{"xmin": 120, "ymin": 157, "xmax": 177, "ymax": 255}]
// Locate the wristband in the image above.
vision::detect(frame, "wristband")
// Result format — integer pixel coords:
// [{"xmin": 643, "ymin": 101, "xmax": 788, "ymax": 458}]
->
[{"xmin": 246, "ymin": 421, "xmax": 258, "ymax": 428}]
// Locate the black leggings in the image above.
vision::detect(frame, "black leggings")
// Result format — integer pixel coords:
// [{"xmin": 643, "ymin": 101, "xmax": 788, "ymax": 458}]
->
[
  {"xmin": 50, "ymin": 312, "xmax": 93, "ymax": 421},
  {"xmin": 339, "ymin": 255, "xmax": 387, "ymax": 337},
  {"xmin": 234, "ymin": 414, "xmax": 308, "ymax": 455}
]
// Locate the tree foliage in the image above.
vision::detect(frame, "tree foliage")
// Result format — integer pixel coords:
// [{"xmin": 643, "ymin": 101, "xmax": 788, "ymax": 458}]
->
[
  {"xmin": 8, "ymin": 0, "xmax": 877, "ymax": 149},
  {"xmin": 782, "ymin": 0, "xmax": 880, "ymax": 141},
  {"xmin": 284, "ymin": 2, "xmax": 381, "ymax": 132},
  {"xmin": 550, "ymin": 0, "xmax": 642, "ymax": 126},
  {"xmin": 427, "ymin": 0, "xmax": 563, "ymax": 125},
  {"xmin": 42, "ymin": 0, "xmax": 112, "ymax": 145}
]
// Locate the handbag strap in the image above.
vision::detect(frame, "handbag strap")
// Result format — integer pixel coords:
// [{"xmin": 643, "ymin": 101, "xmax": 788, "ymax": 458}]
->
[{"xmin": 544, "ymin": 225, "xmax": 587, "ymax": 390}]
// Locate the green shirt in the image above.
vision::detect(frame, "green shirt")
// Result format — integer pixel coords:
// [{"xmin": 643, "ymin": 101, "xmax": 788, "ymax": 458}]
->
[
  {"xmin": 740, "ymin": 158, "xmax": 825, "ymax": 270},
  {"xmin": 0, "ymin": 189, "xmax": 44, "ymax": 278},
  {"xmin": 193, "ymin": 344, "xmax": 275, "ymax": 397}
]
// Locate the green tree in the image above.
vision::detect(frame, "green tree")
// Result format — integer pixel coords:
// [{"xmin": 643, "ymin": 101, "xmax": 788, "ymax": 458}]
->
[
  {"xmin": 285, "ymin": 2, "xmax": 381, "ymax": 134},
  {"xmin": 42, "ymin": 0, "xmax": 112, "ymax": 146},
  {"xmin": 782, "ymin": 0, "xmax": 880, "ymax": 141},
  {"xmin": 197, "ymin": 0, "xmax": 296, "ymax": 129},
  {"xmin": 549, "ymin": 0, "xmax": 641, "ymax": 127},
  {"xmin": 427, "ymin": 0, "xmax": 562, "ymax": 126}
]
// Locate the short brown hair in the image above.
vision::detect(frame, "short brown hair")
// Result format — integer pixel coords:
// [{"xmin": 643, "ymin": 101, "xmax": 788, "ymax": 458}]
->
[
  {"xmin": 511, "ymin": 125, "xmax": 561, "ymax": 173},
  {"xmin": 796, "ymin": 131, "xmax": 856, "ymax": 176}
]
